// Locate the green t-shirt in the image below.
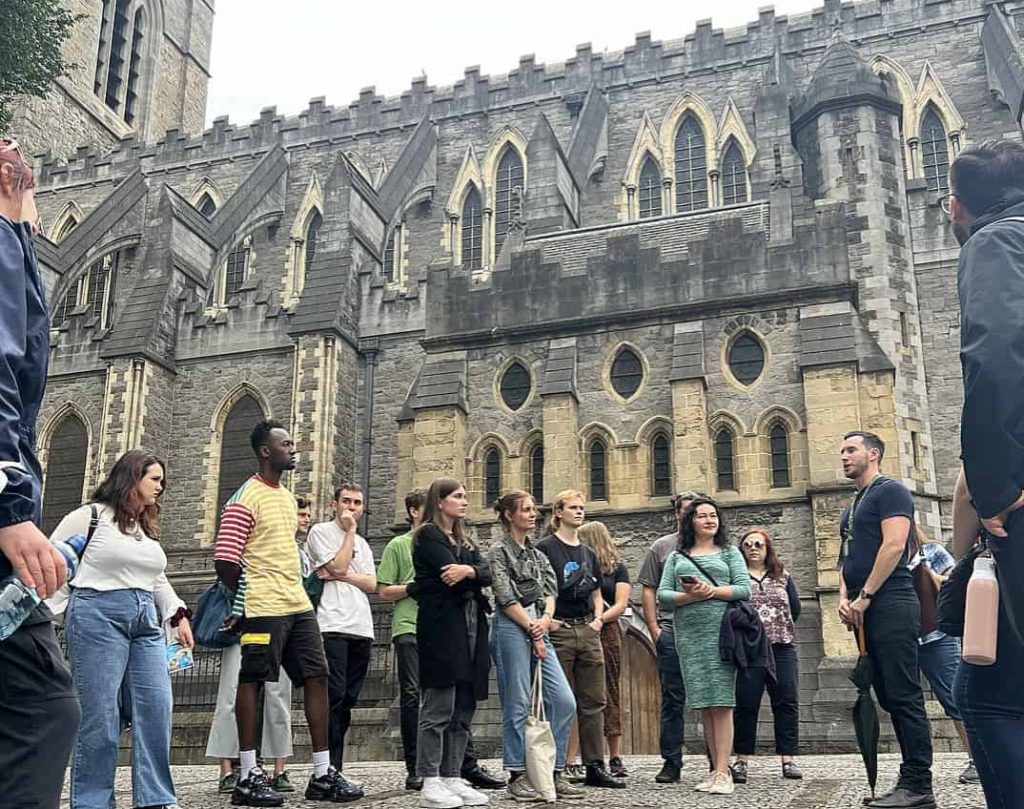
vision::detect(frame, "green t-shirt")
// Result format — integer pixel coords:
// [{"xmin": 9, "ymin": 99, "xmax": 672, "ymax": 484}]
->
[{"xmin": 377, "ymin": 531, "xmax": 417, "ymax": 638}]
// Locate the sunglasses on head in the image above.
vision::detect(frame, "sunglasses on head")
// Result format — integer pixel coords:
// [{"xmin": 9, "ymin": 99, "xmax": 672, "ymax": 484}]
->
[{"xmin": 742, "ymin": 539, "xmax": 766, "ymax": 550}]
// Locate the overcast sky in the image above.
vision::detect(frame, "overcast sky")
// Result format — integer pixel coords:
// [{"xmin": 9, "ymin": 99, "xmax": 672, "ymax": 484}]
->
[{"xmin": 205, "ymin": 0, "xmax": 822, "ymax": 126}]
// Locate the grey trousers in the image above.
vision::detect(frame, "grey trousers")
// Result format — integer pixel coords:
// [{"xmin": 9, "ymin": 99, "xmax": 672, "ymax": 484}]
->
[
  {"xmin": 206, "ymin": 643, "xmax": 294, "ymax": 759},
  {"xmin": 416, "ymin": 682, "xmax": 476, "ymax": 778}
]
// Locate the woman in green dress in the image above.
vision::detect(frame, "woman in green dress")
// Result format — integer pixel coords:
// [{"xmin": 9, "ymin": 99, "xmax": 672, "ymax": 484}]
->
[{"xmin": 658, "ymin": 496, "xmax": 751, "ymax": 795}]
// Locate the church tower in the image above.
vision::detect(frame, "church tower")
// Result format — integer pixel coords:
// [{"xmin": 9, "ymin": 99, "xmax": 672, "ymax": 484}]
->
[{"xmin": 10, "ymin": 0, "xmax": 214, "ymax": 160}]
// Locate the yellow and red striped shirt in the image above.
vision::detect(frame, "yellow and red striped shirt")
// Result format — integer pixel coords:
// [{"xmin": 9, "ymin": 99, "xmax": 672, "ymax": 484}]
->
[{"xmin": 214, "ymin": 475, "xmax": 310, "ymax": 617}]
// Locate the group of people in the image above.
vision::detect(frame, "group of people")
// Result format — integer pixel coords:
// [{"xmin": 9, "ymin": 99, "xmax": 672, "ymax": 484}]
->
[{"xmin": 2, "ymin": 127, "xmax": 1024, "ymax": 809}]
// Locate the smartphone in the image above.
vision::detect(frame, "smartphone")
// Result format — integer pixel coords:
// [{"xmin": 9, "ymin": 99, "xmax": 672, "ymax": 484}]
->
[{"xmin": 679, "ymin": 575, "xmax": 698, "ymax": 586}]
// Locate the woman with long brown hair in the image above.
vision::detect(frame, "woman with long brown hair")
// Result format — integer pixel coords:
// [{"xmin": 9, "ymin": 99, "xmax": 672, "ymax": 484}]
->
[
  {"xmin": 577, "ymin": 521, "xmax": 631, "ymax": 777},
  {"xmin": 412, "ymin": 478, "xmax": 493, "ymax": 809},
  {"xmin": 731, "ymin": 527, "xmax": 802, "ymax": 783},
  {"xmin": 48, "ymin": 449, "xmax": 192, "ymax": 809}
]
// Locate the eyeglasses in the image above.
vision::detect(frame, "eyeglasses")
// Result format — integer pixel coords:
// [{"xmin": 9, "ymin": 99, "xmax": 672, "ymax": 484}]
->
[
  {"xmin": 939, "ymin": 193, "xmax": 955, "ymax": 216},
  {"xmin": 742, "ymin": 539, "xmax": 766, "ymax": 550}
]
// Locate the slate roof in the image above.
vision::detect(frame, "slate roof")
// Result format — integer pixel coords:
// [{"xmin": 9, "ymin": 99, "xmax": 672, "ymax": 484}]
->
[
  {"xmin": 403, "ymin": 356, "xmax": 468, "ymax": 413},
  {"xmin": 669, "ymin": 328, "xmax": 706, "ymax": 381},
  {"xmin": 165, "ymin": 184, "xmax": 215, "ymax": 247},
  {"xmin": 799, "ymin": 309, "xmax": 893, "ymax": 372},
  {"xmin": 541, "ymin": 341, "xmax": 578, "ymax": 398},
  {"xmin": 209, "ymin": 145, "xmax": 288, "ymax": 248},
  {"xmin": 287, "ymin": 250, "xmax": 353, "ymax": 337},
  {"xmin": 376, "ymin": 116, "xmax": 437, "ymax": 221}
]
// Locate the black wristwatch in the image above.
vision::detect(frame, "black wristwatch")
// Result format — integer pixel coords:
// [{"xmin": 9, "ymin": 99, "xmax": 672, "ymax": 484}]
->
[{"xmin": 861, "ymin": 589, "xmax": 875, "ymax": 601}]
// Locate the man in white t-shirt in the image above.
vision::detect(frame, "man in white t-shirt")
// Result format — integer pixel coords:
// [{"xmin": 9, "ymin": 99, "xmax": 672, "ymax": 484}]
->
[{"xmin": 307, "ymin": 483, "xmax": 376, "ymax": 773}]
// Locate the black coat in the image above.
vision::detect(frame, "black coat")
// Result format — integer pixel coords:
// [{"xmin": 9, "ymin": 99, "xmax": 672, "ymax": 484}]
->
[
  {"xmin": 412, "ymin": 525, "xmax": 492, "ymax": 699},
  {"xmin": 719, "ymin": 600, "xmax": 776, "ymax": 684},
  {"xmin": 959, "ymin": 192, "xmax": 1024, "ymax": 518}
]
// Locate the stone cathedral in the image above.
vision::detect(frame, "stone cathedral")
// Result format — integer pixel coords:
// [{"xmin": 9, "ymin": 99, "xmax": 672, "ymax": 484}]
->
[{"xmin": 12, "ymin": 0, "xmax": 1024, "ymax": 759}]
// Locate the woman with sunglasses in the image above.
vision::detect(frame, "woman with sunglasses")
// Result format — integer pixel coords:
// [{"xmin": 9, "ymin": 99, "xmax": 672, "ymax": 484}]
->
[{"xmin": 731, "ymin": 527, "xmax": 802, "ymax": 783}]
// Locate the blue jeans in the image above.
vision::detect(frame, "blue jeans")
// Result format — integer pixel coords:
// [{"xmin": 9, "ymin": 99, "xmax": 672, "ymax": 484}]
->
[
  {"xmin": 917, "ymin": 634, "xmax": 962, "ymax": 722},
  {"xmin": 955, "ymin": 588, "xmax": 1024, "ymax": 808},
  {"xmin": 67, "ymin": 589, "xmax": 175, "ymax": 809},
  {"xmin": 655, "ymin": 628, "xmax": 685, "ymax": 768},
  {"xmin": 490, "ymin": 610, "xmax": 576, "ymax": 771}
]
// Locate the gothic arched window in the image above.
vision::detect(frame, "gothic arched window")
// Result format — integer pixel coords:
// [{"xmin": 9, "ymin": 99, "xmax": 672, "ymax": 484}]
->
[
  {"xmin": 103, "ymin": 0, "xmax": 132, "ymax": 111},
  {"xmin": 484, "ymin": 448, "xmax": 501, "ymax": 507},
  {"xmin": 197, "ymin": 194, "xmax": 217, "ymax": 218},
  {"xmin": 674, "ymin": 117, "xmax": 708, "ymax": 212},
  {"xmin": 530, "ymin": 443, "xmax": 544, "ymax": 503},
  {"xmin": 224, "ymin": 242, "xmax": 250, "ymax": 299},
  {"xmin": 651, "ymin": 433, "xmax": 671, "ymax": 497},
  {"xmin": 53, "ymin": 214, "xmax": 79, "ymax": 242},
  {"xmin": 124, "ymin": 8, "xmax": 146, "ymax": 125},
  {"xmin": 770, "ymin": 423, "xmax": 791, "ymax": 488},
  {"xmin": 304, "ymin": 211, "xmax": 322, "ymax": 275},
  {"xmin": 41, "ymin": 414, "xmax": 88, "ymax": 534},
  {"xmin": 216, "ymin": 395, "xmax": 264, "ymax": 522},
  {"xmin": 921, "ymin": 106, "xmax": 950, "ymax": 194},
  {"xmin": 638, "ymin": 157, "xmax": 662, "ymax": 219},
  {"xmin": 721, "ymin": 140, "xmax": 748, "ymax": 206},
  {"xmin": 589, "ymin": 438, "xmax": 608, "ymax": 501},
  {"xmin": 461, "ymin": 186, "xmax": 483, "ymax": 270},
  {"xmin": 715, "ymin": 428, "xmax": 736, "ymax": 491},
  {"xmin": 494, "ymin": 147, "xmax": 523, "ymax": 260}
]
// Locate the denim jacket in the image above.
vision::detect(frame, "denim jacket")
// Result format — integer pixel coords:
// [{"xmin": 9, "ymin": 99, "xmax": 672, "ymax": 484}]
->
[{"xmin": 0, "ymin": 215, "xmax": 49, "ymax": 561}]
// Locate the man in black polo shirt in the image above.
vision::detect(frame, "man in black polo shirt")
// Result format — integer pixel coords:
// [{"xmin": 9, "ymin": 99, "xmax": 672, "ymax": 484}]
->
[{"xmin": 838, "ymin": 431, "xmax": 934, "ymax": 809}]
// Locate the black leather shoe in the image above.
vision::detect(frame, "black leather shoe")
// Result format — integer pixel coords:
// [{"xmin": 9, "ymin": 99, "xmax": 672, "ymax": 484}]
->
[
  {"xmin": 655, "ymin": 760, "xmax": 681, "ymax": 783},
  {"xmin": 304, "ymin": 767, "xmax": 364, "ymax": 803},
  {"xmin": 405, "ymin": 774, "xmax": 424, "ymax": 791},
  {"xmin": 730, "ymin": 760, "xmax": 748, "ymax": 784},
  {"xmin": 585, "ymin": 762, "xmax": 626, "ymax": 789},
  {"xmin": 232, "ymin": 767, "xmax": 284, "ymax": 807},
  {"xmin": 869, "ymin": 788, "xmax": 936, "ymax": 809},
  {"xmin": 461, "ymin": 763, "xmax": 506, "ymax": 789}
]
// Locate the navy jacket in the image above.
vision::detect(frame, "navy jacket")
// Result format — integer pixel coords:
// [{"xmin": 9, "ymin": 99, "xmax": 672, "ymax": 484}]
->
[
  {"xmin": 719, "ymin": 600, "xmax": 777, "ymax": 683},
  {"xmin": 0, "ymin": 215, "xmax": 49, "ymax": 579},
  {"xmin": 959, "ymin": 192, "xmax": 1024, "ymax": 518}
]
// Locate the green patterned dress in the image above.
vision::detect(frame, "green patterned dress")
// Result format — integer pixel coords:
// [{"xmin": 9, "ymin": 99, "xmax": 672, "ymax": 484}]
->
[{"xmin": 657, "ymin": 546, "xmax": 752, "ymax": 709}]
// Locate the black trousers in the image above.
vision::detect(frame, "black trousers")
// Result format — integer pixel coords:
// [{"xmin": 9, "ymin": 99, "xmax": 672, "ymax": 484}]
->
[
  {"xmin": 0, "ymin": 621, "xmax": 81, "ymax": 809},
  {"xmin": 394, "ymin": 633, "xmax": 478, "ymax": 775},
  {"xmin": 865, "ymin": 589, "xmax": 933, "ymax": 793},
  {"xmin": 323, "ymin": 633, "xmax": 373, "ymax": 769},
  {"xmin": 734, "ymin": 642, "xmax": 799, "ymax": 756}
]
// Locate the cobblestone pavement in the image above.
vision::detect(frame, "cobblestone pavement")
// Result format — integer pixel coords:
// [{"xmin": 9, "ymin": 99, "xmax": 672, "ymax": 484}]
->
[{"xmin": 64, "ymin": 753, "xmax": 985, "ymax": 808}]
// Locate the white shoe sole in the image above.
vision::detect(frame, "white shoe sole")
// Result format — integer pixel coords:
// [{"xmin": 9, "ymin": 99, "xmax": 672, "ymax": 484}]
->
[{"xmin": 421, "ymin": 797, "xmax": 463, "ymax": 809}]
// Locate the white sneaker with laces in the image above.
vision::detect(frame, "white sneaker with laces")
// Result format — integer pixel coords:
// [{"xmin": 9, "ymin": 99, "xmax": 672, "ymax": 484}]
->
[
  {"xmin": 443, "ymin": 777, "xmax": 490, "ymax": 806},
  {"xmin": 708, "ymin": 772, "xmax": 735, "ymax": 795},
  {"xmin": 421, "ymin": 776, "xmax": 464, "ymax": 808}
]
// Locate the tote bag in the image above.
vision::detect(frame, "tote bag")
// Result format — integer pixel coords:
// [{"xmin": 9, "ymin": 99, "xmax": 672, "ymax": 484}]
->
[
  {"xmin": 193, "ymin": 582, "xmax": 238, "ymax": 648},
  {"xmin": 524, "ymin": 663, "xmax": 557, "ymax": 803}
]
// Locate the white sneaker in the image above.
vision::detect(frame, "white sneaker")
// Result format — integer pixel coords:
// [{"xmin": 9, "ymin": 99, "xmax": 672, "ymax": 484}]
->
[
  {"xmin": 421, "ymin": 776, "xmax": 464, "ymax": 808},
  {"xmin": 708, "ymin": 772, "xmax": 735, "ymax": 795},
  {"xmin": 443, "ymin": 776, "xmax": 490, "ymax": 806},
  {"xmin": 694, "ymin": 773, "xmax": 715, "ymax": 792}
]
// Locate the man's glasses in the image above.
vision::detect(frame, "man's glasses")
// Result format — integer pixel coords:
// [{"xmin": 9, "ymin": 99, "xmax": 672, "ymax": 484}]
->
[
  {"xmin": 742, "ymin": 539, "xmax": 766, "ymax": 550},
  {"xmin": 939, "ymin": 193, "xmax": 955, "ymax": 216}
]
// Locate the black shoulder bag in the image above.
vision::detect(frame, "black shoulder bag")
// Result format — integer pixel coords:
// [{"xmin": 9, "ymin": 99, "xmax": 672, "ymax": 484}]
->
[{"xmin": 936, "ymin": 539, "xmax": 985, "ymax": 638}]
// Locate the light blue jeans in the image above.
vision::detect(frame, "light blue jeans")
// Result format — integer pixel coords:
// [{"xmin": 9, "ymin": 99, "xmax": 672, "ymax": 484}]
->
[
  {"xmin": 490, "ymin": 610, "xmax": 576, "ymax": 771},
  {"xmin": 67, "ymin": 588, "xmax": 176, "ymax": 809}
]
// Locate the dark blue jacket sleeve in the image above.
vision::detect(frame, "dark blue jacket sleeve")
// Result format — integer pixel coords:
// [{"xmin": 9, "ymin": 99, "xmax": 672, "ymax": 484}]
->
[
  {"xmin": 959, "ymin": 222, "xmax": 1024, "ymax": 518},
  {"xmin": 0, "ymin": 221, "xmax": 36, "ymax": 529},
  {"xmin": 786, "ymin": 575, "xmax": 801, "ymax": 622}
]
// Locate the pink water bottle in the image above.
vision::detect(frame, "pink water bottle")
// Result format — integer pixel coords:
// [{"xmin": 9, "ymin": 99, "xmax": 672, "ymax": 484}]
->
[{"xmin": 962, "ymin": 555, "xmax": 999, "ymax": 666}]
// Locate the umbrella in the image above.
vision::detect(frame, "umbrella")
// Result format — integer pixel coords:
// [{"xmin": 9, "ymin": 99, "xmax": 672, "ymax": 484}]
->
[{"xmin": 849, "ymin": 625, "xmax": 880, "ymax": 804}]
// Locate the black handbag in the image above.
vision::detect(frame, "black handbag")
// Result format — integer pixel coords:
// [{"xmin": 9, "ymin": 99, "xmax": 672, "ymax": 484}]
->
[{"xmin": 936, "ymin": 541, "xmax": 985, "ymax": 637}]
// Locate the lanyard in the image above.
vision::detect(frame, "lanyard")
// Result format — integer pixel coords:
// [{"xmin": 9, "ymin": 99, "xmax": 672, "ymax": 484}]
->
[{"xmin": 838, "ymin": 475, "xmax": 881, "ymax": 565}]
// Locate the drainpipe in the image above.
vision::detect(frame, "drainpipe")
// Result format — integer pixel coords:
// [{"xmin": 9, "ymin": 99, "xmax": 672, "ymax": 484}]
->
[{"xmin": 359, "ymin": 338, "xmax": 379, "ymax": 537}]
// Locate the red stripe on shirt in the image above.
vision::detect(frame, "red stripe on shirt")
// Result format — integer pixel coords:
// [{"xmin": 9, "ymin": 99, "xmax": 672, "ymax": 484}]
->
[{"xmin": 214, "ymin": 503, "xmax": 256, "ymax": 564}]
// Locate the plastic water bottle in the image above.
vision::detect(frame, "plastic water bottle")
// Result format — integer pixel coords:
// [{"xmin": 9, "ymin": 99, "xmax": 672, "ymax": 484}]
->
[
  {"xmin": 0, "ymin": 533, "xmax": 89, "ymax": 641},
  {"xmin": 962, "ymin": 555, "xmax": 999, "ymax": 666}
]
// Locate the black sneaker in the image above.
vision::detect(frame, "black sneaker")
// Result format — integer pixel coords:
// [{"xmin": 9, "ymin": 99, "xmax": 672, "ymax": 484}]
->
[
  {"xmin": 232, "ymin": 767, "xmax": 284, "ymax": 807},
  {"xmin": 609, "ymin": 756, "xmax": 628, "ymax": 777},
  {"xmin": 655, "ymin": 760, "xmax": 681, "ymax": 783},
  {"xmin": 305, "ymin": 766, "xmax": 365, "ymax": 803},
  {"xmin": 730, "ymin": 760, "xmax": 748, "ymax": 784},
  {"xmin": 461, "ymin": 762, "xmax": 506, "ymax": 789},
  {"xmin": 405, "ymin": 773, "xmax": 424, "ymax": 790}
]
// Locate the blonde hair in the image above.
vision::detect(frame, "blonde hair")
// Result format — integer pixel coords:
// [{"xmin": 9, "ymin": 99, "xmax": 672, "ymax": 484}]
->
[
  {"xmin": 548, "ymin": 489, "xmax": 585, "ymax": 532},
  {"xmin": 578, "ymin": 521, "xmax": 618, "ymax": 574}
]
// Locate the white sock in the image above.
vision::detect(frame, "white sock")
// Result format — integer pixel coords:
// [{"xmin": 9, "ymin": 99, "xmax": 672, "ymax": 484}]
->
[
  {"xmin": 240, "ymin": 750, "xmax": 257, "ymax": 776},
  {"xmin": 313, "ymin": 749, "xmax": 331, "ymax": 778}
]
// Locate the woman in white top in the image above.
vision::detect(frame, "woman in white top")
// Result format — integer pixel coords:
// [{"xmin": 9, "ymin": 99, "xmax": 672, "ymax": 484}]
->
[{"xmin": 49, "ymin": 449, "xmax": 192, "ymax": 809}]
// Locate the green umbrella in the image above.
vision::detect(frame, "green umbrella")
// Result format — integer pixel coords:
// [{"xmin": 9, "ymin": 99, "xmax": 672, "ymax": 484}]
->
[{"xmin": 849, "ymin": 625, "xmax": 879, "ymax": 803}]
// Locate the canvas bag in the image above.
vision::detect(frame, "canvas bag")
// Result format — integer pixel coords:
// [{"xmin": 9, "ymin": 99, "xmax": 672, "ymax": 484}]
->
[{"xmin": 524, "ymin": 663, "xmax": 556, "ymax": 803}]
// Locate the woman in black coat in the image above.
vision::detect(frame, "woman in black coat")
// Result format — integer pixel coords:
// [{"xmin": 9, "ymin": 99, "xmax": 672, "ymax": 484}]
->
[{"xmin": 412, "ymin": 478, "xmax": 492, "ymax": 809}]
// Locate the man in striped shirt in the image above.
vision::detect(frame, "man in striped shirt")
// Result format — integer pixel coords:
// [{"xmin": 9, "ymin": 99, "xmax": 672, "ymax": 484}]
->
[{"xmin": 214, "ymin": 420, "xmax": 361, "ymax": 805}]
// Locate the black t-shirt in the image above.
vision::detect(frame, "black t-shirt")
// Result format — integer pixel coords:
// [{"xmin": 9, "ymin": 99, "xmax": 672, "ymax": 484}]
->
[
  {"xmin": 839, "ymin": 476, "xmax": 915, "ymax": 596},
  {"xmin": 536, "ymin": 535, "xmax": 604, "ymax": 620},
  {"xmin": 599, "ymin": 561, "xmax": 629, "ymax": 607}
]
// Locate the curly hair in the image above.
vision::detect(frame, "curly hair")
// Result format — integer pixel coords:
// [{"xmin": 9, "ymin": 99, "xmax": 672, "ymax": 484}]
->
[
  {"xmin": 676, "ymin": 496, "xmax": 729, "ymax": 553},
  {"xmin": 91, "ymin": 449, "xmax": 165, "ymax": 539}
]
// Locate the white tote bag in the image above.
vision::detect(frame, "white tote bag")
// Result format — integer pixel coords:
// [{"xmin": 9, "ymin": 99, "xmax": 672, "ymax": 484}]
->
[{"xmin": 524, "ymin": 663, "xmax": 557, "ymax": 802}]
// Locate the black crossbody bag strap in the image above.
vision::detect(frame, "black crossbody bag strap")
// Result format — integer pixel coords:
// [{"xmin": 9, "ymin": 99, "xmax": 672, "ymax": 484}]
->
[
  {"xmin": 682, "ymin": 552, "xmax": 720, "ymax": 587},
  {"xmin": 88, "ymin": 504, "xmax": 99, "ymax": 540}
]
